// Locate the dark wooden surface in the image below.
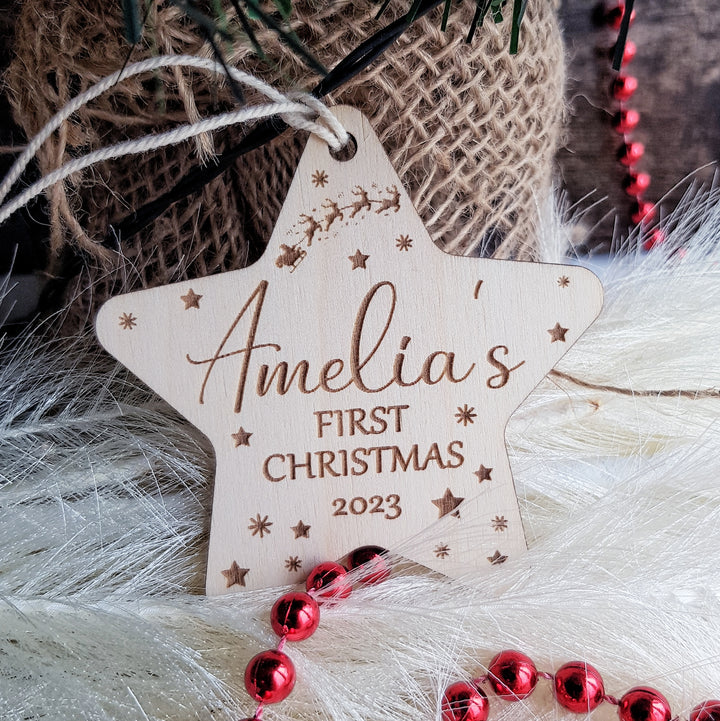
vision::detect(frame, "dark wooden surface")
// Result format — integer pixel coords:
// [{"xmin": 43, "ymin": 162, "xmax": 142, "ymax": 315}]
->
[{"xmin": 557, "ymin": 0, "xmax": 720, "ymax": 252}]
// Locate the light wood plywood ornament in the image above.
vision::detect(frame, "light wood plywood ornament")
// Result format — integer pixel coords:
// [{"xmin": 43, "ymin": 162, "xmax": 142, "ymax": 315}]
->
[{"xmin": 96, "ymin": 106, "xmax": 603, "ymax": 595}]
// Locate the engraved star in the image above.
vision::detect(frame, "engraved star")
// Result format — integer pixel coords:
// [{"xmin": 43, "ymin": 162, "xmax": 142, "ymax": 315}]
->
[
  {"xmin": 487, "ymin": 550, "xmax": 508, "ymax": 565},
  {"xmin": 348, "ymin": 249, "xmax": 369, "ymax": 269},
  {"xmin": 558, "ymin": 276, "xmax": 570, "ymax": 288},
  {"xmin": 474, "ymin": 464, "xmax": 493, "ymax": 483},
  {"xmin": 285, "ymin": 556, "xmax": 302, "ymax": 572},
  {"xmin": 180, "ymin": 288, "xmax": 203, "ymax": 309},
  {"xmin": 118, "ymin": 312, "xmax": 137, "ymax": 330},
  {"xmin": 548, "ymin": 322, "xmax": 569, "ymax": 343},
  {"xmin": 491, "ymin": 515, "xmax": 508, "ymax": 532},
  {"xmin": 396, "ymin": 234, "xmax": 413, "ymax": 251},
  {"xmin": 432, "ymin": 488, "xmax": 464, "ymax": 518},
  {"xmin": 434, "ymin": 544, "xmax": 450, "ymax": 558},
  {"xmin": 231, "ymin": 427, "xmax": 252, "ymax": 447},
  {"xmin": 291, "ymin": 520, "xmax": 311, "ymax": 539},
  {"xmin": 311, "ymin": 169, "xmax": 329, "ymax": 188},
  {"xmin": 455, "ymin": 404, "xmax": 477, "ymax": 426},
  {"xmin": 221, "ymin": 561, "xmax": 249, "ymax": 588},
  {"xmin": 248, "ymin": 514, "xmax": 273, "ymax": 538}
]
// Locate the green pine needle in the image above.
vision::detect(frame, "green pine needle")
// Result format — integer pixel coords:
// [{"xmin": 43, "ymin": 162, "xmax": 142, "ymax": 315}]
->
[
  {"xmin": 466, "ymin": 0, "xmax": 492, "ymax": 43},
  {"xmin": 121, "ymin": 0, "xmax": 143, "ymax": 44},
  {"xmin": 440, "ymin": 0, "xmax": 452, "ymax": 31},
  {"xmin": 244, "ymin": 0, "xmax": 328, "ymax": 76},
  {"xmin": 509, "ymin": 0, "xmax": 527, "ymax": 54}
]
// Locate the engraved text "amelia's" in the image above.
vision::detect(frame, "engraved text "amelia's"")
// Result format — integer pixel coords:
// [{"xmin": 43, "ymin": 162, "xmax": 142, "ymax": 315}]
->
[{"xmin": 186, "ymin": 280, "xmax": 525, "ymax": 415}]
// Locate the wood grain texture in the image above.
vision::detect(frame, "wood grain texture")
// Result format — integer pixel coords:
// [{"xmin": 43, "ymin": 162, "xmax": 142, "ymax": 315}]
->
[
  {"xmin": 558, "ymin": 0, "xmax": 720, "ymax": 251},
  {"xmin": 96, "ymin": 107, "xmax": 603, "ymax": 595}
]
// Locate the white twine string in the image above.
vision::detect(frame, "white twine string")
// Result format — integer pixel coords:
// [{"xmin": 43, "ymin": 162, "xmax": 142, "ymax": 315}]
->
[{"xmin": 0, "ymin": 54, "xmax": 350, "ymax": 228}]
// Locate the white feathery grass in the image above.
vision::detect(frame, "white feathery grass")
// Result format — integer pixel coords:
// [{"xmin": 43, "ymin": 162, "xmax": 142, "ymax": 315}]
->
[{"xmin": 1, "ymin": 189, "xmax": 720, "ymax": 720}]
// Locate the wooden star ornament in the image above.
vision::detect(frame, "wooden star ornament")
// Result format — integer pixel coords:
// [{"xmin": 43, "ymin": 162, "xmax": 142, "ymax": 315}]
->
[{"xmin": 96, "ymin": 107, "xmax": 603, "ymax": 594}]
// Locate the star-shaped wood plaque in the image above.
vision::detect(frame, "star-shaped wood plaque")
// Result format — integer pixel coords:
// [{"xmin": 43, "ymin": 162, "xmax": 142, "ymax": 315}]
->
[{"xmin": 96, "ymin": 107, "xmax": 603, "ymax": 595}]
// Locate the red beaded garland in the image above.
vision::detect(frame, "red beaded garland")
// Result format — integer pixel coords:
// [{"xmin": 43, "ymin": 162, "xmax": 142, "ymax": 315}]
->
[
  {"xmin": 630, "ymin": 200, "xmax": 655, "ymax": 224},
  {"xmin": 346, "ymin": 545, "xmax": 390, "ymax": 584},
  {"xmin": 623, "ymin": 171, "xmax": 651, "ymax": 197},
  {"xmin": 554, "ymin": 661, "xmax": 605, "ymax": 713},
  {"xmin": 612, "ymin": 75, "xmax": 638, "ymax": 101},
  {"xmin": 244, "ymin": 649, "xmax": 296, "ymax": 703},
  {"xmin": 270, "ymin": 591, "xmax": 320, "ymax": 641},
  {"xmin": 606, "ymin": 3, "xmax": 636, "ymax": 30},
  {"xmin": 441, "ymin": 681, "xmax": 489, "ymax": 721},
  {"xmin": 487, "ymin": 650, "xmax": 538, "ymax": 701},
  {"xmin": 642, "ymin": 228, "xmax": 666, "ymax": 252},
  {"xmin": 619, "ymin": 686, "xmax": 672, "ymax": 721},
  {"xmin": 305, "ymin": 561, "xmax": 352, "ymax": 600},
  {"xmin": 612, "ymin": 108, "xmax": 640, "ymax": 134},
  {"xmin": 691, "ymin": 700, "xmax": 720, "ymax": 721},
  {"xmin": 618, "ymin": 141, "xmax": 645, "ymax": 167}
]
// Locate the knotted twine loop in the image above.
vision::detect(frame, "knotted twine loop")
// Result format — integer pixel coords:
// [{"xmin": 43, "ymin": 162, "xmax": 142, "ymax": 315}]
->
[{"xmin": 0, "ymin": 55, "xmax": 350, "ymax": 228}]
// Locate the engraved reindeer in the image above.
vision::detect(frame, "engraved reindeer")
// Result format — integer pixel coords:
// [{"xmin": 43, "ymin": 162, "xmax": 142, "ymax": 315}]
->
[
  {"xmin": 349, "ymin": 186, "xmax": 372, "ymax": 218},
  {"xmin": 321, "ymin": 199, "xmax": 344, "ymax": 231},
  {"xmin": 275, "ymin": 243, "xmax": 306, "ymax": 272},
  {"xmin": 299, "ymin": 214, "xmax": 323, "ymax": 246},
  {"xmin": 375, "ymin": 184, "xmax": 401, "ymax": 214}
]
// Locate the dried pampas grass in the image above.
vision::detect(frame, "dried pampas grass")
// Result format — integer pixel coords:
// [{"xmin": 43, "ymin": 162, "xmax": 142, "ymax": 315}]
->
[{"xmin": 1, "ymin": 188, "xmax": 720, "ymax": 721}]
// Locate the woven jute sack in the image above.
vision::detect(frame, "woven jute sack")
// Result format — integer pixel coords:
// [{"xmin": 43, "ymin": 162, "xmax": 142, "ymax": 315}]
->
[{"xmin": 5, "ymin": 0, "xmax": 564, "ymax": 331}]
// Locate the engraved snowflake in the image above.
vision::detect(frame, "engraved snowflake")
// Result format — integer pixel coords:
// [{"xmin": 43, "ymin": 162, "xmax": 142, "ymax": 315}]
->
[
  {"xmin": 285, "ymin": 556, "xmax": 302, "ymax": 572},
  {"xmin": 434, "ymin": 544, "xmax": 450, "ymax": 559},
  {"xmin": 118, "ymin": 312, "xmax": 137, "ymax": 330},
  {"xmin": 311, "ymin": 169, "xmax": 329, "ymax": 188},
  {"xmin": 396, "ymin": 234, "xmax": 413, "ymax": 251},
  {"xmin": 455, "ymin": 404, "xmax": 477, "ymax": 426},
  {"xmin": 248, "ymin": 514, "xmax": 273, "ymax": 538},
  {"xmin": 491, "ymin": 515, "xmax": 508, "ymax": 532},
  {"xmin": 558, "ymin": 275, "xmax": 570, "ymax": 287}
]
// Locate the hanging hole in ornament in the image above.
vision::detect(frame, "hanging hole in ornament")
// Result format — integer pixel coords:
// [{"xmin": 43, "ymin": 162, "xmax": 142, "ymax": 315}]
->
[{"xmin": 329, "ymin": 133, "xmax": 357, "ymax": 162}]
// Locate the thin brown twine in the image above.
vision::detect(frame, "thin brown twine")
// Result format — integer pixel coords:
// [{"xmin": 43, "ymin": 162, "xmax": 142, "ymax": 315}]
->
[{"xmin": 550, "ymin": 369, "xmax": 720, "ymax": 400}]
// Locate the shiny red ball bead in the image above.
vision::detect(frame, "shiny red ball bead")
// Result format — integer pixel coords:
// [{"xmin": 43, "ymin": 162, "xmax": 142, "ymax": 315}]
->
[
  {"xmin": 612, "ymin": 109, "xmax": 640, "ymax": 133},
  {"xmin": 244, "ymin": 649, "xmax": 296, "ymax": 703},
  {"xmin": 619, "ymin": 687, "xmax": 672, "ymax": 721},
  {"xmin": 346, "ymin": 545, "xmax": 390, "ymax": 584},
  {"xmin": 690, "ymin": 700, "xmax": 720, "ymax": 721},
  {"xmin": 487, "ymin": 650, "xmax": 538, "ymax": 701},
  {"xmin": 642, "ymin": 228, "xmax": 666, "ymax": 252},
  {"xmin": 305, "ymin": 561, "xmax": 352, "ymax": 601},
  {"xmin": 630, "ymin": 200, "xmax": 655, "ymax": 224},
  {"xmin": 618, "ymin": 141, "xmax": 645, "ymax": 167},
  {"xmin": 606, "ymin": 4, "xmax": 636, "ymax": 30},
  {"xmin": 612, "ymin": 75, "xmax": 639, "ymax": 101},
  {"xmin": 442, "ymin": 682, "xmax": 489, "ymax": 721},
  {"xmin": 609, "ymin": 40, "xmax": 637, "ymax": 65},
  {"xmin": 270, "ymin": 592, "xmax": 320, "ymax": 641},
  {"xmin": 554, "ymin": 662, "xmax": 605, "ymax": 712},
  {"xmin": 623, "ymin": 171, "xmax": 651, "ymax": 197}
]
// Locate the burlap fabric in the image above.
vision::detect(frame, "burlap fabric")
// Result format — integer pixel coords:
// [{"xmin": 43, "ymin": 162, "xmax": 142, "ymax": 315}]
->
[{"xmin": 5, "ymin": 0, "xmax": 564, "ymax": 330}]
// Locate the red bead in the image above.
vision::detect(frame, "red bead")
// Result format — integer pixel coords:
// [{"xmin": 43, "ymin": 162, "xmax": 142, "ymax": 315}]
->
[
  {"xmin": 606, "ymin": 3, "xmax": 636, "ymax": 30},
  {"xmin": 244, "ymin": 649, "xmax": 296, "ymax": 703},
  {"xmin": 270, "ymin": 592, "xmax": 320, "ymax": 641},
  {"xmin": 618, "ymin": 141, "xmax": 645, "ymax": 166},
  {"xmin": 619, "ymin": 687, "xmax": 672, "ymax": 721},
  {"xmin": 612, "ymin": 75, "xmax": 639, "ymax": 101},
  {"xmin": 630, "ymin": 200, "xmax": 655, "ymax": 224},
  {"xmin": 612, "ymin": 109, "xmax": 640, "ymax": 133},
  {"xmin": 623, "ymin": 171, "xmax": 651, "ymax": 197},
  {"xmin": 554, "ymin": 662, "xmax": 605, "ymax": 712},
  {"xmin": 442, "ymin": 682, "xmax": 489, "ymax": 721},
  {"xmin": 642, "ymin": 228, "xmax": 666, "ymax": 251},
  {"xmin": 306, "ymin": 561, "xmax": 352, "ymax": 601},
  {"xmin": 609, "ymin": 40, "xmax": 637, "ymax": 65},
  {"xmin": 691, "ymin": 700, "xmax": 720, "ymax": 721},
  {"xmin": 487, "ymin": 650, "xmax": 538, "ymax": 701},
  {"xmin": 346, "ymin": 545, "xmax": 390, "ymax": 584}
]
